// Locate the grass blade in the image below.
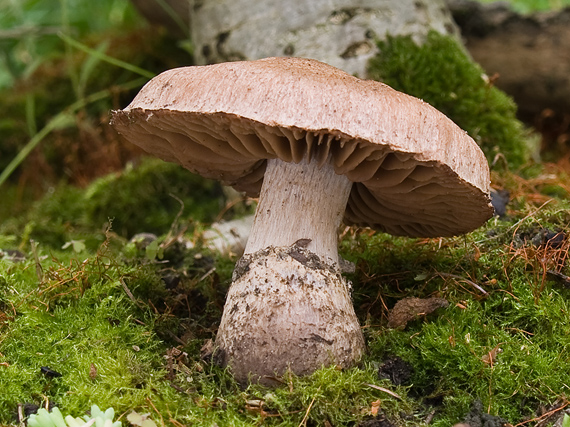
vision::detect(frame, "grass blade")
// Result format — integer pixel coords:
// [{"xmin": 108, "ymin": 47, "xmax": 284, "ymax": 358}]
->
[
  {"xmin": 58, "ymin": 31, "xmax": 155, "ymax": 79},
  {"xmin": 0, "ymin": 78, "xmax": 146, "ymax": 188}
]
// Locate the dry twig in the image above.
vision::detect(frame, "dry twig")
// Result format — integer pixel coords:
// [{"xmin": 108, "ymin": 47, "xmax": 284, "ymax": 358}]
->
[{"xmin": 364, "ymin": 383, "xmax": 402, "ymax": 400}]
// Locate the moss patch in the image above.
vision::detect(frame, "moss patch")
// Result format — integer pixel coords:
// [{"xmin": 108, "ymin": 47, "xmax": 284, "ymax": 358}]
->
[
  {"xmin": 368, "ymin": 31, "xmax": 530, "ymax": 168},
  {"xmin": 3, "ymin": 165, "xmax": 570, "ymax": 426},
  {"xmin": 0, "ymin": 157, "xmax": 230, "ymax": 251},
  {"xmin": 83, "ymin": 158, "xmax": 226, "ymax": 238}
]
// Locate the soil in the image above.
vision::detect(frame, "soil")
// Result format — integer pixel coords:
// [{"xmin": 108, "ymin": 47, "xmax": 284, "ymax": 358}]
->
[
  {"xmin": 387, "ymin": 297, "xmax": 449, "ymax": 329},
  {"xmin": 358, "ymin": 412, "xmax": 397, "ymax": 427},
  {"xmin": 377, "ymin": 356, "xmax": 414, "ymax": 386},
  {"xmin": 232, "ymin": 240, "xmax": 340, "ymax": 282},
  {"xmin": 461, "ymin": 400, "xmax": 507, "ymax": 427}
]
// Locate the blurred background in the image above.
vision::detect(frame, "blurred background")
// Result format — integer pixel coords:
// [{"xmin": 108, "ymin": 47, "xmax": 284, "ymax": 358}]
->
[{"xmin": 0, "ymin": 0, "xmax": 194, "ymax": 190}]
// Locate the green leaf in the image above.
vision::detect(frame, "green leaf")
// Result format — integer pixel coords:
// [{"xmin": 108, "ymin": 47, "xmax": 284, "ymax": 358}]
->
[
  {"xmin": 144, "ymin": 239, "xmax": 163, "ymax": 261},
  {"xmin": 126, "ymin": 412, "xmax": 158, "ymax": 427}
]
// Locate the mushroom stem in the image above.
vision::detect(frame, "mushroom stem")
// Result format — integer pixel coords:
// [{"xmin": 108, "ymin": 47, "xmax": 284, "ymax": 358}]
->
[
  {"xmin": 244, "ymin": 157, "xmax": 352, "ymax": 264},
  {"xmin": 216, "ymin": 156, "xmax": 365, "ymax": 384}
]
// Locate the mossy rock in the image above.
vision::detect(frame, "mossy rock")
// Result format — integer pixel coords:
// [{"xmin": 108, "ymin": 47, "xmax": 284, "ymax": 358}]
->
[{"xmin": 368, "ymin": 31, "xmax": 530, "ymax": 168}]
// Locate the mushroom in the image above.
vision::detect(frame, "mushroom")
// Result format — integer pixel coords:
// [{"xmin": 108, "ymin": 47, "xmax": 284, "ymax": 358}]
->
[{"xmin": 111, "ymin": 57, "xmax": 493, "ymax": 384}]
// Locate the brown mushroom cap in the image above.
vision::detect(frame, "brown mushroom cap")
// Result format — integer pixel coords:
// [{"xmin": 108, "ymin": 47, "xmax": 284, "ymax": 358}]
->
[{"xmin": 111, "ymin": 57, "xmax": 493, "ymax": 237}]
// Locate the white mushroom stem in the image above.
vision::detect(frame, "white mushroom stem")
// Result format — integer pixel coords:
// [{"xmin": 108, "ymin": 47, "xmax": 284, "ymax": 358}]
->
[
  {"xmin": 216, "ymin": 157, "xmax": 365, "ymax": 384},
  {"xmin": 244, "ymin": 157, "xmax": 352, "ymax": 265}
]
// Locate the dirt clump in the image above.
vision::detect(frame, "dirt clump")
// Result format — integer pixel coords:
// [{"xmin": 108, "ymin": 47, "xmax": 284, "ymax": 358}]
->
[
  {"xmin": 377, "ymin": 356, "xmax": 414, "ymax": 386},
  {"xmin": 459, "ymin": 400, "xmax": 507, "ymax": 427}
]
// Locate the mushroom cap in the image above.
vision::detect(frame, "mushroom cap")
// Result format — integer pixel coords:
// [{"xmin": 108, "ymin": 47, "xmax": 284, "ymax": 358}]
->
[{"xmin": 111, "ymin": 57, "xmax": 493, "ymax": 237}]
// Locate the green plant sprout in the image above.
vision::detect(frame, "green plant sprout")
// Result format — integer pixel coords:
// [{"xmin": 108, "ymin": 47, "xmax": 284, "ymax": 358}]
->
[{"xmin": 27, "ymin": 405, "xmax": 121, "ymax": 427}]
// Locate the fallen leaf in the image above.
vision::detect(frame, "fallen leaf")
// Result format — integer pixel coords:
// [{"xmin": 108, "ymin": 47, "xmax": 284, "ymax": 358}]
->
[
  {"xmin": 481, "ymin": 344, "xmax": 503, "ymax": 366},
  {"xmin": 388, "ymin": 297, "xmax": 449, "ymax": 329},
  {"xmin": 89, "ymin": 363, "xmax": 97, "ymax": 379},
  {"xmin": 370, "ymin": 399, "xmax": 381, "ymax": 416}
]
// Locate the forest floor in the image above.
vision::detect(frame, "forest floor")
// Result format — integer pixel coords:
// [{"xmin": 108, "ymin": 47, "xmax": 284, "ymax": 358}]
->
[{"xmin": 2, "ymin": 0, "xmax": 570, "ymax": 426}]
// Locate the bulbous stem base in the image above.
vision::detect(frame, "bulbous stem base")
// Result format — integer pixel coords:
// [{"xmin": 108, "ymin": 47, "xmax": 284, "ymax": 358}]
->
[{"xmin": 216, "ymin": 245, "xmax": 366, "ymax": 384}]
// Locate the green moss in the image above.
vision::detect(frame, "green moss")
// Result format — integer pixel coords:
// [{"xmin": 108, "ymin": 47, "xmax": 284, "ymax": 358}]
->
[
  {"xmin": 0, "ymin": 251, "xmax": 163, "ymax": 420},
  {"xmin": 5, "ymin": 166, "xmax": 570, "ymax": 426},
  {"xmin": 341, "ymin": 204, "xmax": 570, "ymax": 424},
  {"xmin": 0, "ymin": 203, "xmax": 568, "ymax": 426},
  {"xmin": 368, "ymin": 31, "xmax": 530, "ymax": 168},
  {"xmin": 0, "ymin": 243, "xmax": 415, "ymax": 427},
  {"xmin": 0, "ymin": 158, "xmax": 229, "ymax": 251},
  {"xmin": 16, "ymin": 184, "xmax": 91, "ymax": 249},
  {"xmin": 368, "ymin": 277, "xmax": 570, "ymax": 423},
  {"xmin": 476, "ymin": 0, "xmax": 570, "ymax": 13},
  {"xmin": 84, "ymin": 158, "xmax": 225, "ymax": 238}
]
